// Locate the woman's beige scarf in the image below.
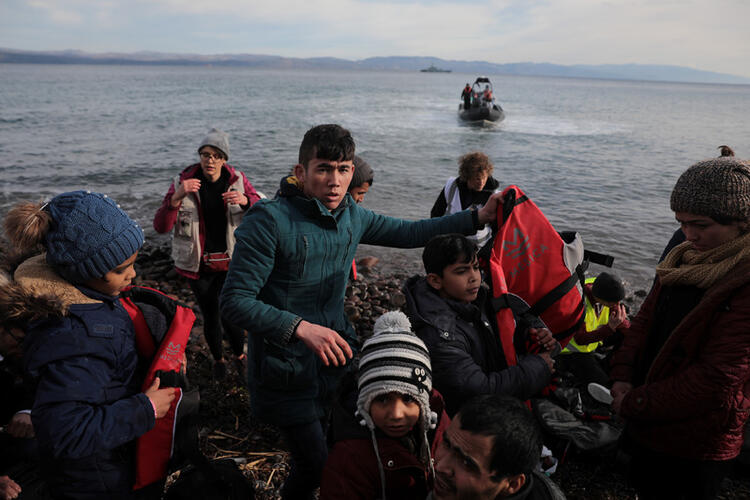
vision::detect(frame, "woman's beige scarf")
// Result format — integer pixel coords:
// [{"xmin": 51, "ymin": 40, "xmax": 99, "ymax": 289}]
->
[{"xmin": 656, "ymin": 231, "xmax": 750, "ymax": 289}]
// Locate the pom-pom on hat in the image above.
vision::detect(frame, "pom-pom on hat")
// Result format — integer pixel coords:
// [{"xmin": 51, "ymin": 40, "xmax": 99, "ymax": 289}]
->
[
  {"xmin": 591, "ymin": 272, "xmax": 625, "ymax": 303},
  {"xmin": 356, "ymin": 311, "xmax": 435, "ymax": 433},
  {"xmin": 350, "ymin": 155, "xmax": 374, "ymax": 189},
  {"xmin": 198, "ymin": 127, "xmax": 230, "ymax": 160},
  {"xmin": 44, "ymin": 190, "xmax": 144, "ymax": 284},
  {"xmin": 670, "ymin": 157, "xmax": 750, "ymax": 221}
]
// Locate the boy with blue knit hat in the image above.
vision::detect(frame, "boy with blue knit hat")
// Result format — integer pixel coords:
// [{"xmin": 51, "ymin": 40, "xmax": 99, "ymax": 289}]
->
[
  {"xmin": 4, "ymin": 191, "xmax": 178, "ymax": 499},
  {"xmin": 321, "ymin": 311, "xmax": 450, "ymax": 500}
]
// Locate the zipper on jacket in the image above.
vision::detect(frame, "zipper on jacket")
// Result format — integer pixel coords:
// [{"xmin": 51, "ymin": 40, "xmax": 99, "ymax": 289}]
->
[{"xmin": 341, "ymin": 228, "xmax": 353, "ymax": 267}]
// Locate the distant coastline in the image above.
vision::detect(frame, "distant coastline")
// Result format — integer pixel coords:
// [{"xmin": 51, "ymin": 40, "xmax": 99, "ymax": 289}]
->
[{"xmin": 1, "ymin": 47, "xmax": 748, "ymax": 85}]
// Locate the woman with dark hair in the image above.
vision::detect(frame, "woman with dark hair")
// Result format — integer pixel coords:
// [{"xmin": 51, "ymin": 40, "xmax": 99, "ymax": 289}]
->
[
  {"xmin": 611, "ymin": 155, "xmax": 750, "ymax": 500},
  {"xmin": 154, "ymin": 128, "xmax": 261, "ymax": 379}
]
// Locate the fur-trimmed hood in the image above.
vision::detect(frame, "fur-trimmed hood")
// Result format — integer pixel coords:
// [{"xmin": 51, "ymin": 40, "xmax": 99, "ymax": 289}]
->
[{"xmin": 0, "ymin": 254, "xmax": 99, "ymax": 329}]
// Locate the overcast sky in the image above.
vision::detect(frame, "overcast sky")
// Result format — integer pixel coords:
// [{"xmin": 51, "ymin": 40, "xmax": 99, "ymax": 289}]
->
[{"xmin": 2, "ymin": 0, "xmax": 749, "ymax": 78}]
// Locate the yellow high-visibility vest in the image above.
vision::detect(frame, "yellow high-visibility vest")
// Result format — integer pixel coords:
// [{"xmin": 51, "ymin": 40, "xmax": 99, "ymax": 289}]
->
[{"xmin": 562, "ymin": 277, "xmax": 609, "ymax": 354}]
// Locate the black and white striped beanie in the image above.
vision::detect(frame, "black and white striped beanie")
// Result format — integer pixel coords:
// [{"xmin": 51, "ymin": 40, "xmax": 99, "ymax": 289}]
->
[
  {"xmin": 356, "ymin": 311, "xmax": 438, "ymax": 498},
  {"xmin": 356, "ymin": 311, "xmax": 436, "ymax": 433}
]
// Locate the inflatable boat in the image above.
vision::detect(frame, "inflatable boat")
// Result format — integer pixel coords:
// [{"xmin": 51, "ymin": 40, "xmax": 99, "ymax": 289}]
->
[{"xmin": 458, "ymin": 77, "xmax": 505, "ymax": 123}]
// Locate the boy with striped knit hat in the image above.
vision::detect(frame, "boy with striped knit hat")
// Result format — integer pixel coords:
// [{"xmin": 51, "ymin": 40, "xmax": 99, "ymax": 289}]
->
[{"xmin": 320, "ymin": 311, "xmax": 450, "ymax": 500}]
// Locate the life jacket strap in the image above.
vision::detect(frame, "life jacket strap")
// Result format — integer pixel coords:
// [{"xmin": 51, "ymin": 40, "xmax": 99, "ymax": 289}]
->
[
  {"xmin": 527, "ymin": 260, "xmax": 588, "ymax": 318},
  {"xmin": 583, "ymin": 249, "xmax": 615, "ymax": 268}
]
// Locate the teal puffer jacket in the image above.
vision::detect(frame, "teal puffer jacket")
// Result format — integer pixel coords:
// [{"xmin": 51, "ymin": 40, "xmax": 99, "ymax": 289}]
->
[{"xmin": 220, "ymin": 182, "xmax": 476, "ymax": 426}]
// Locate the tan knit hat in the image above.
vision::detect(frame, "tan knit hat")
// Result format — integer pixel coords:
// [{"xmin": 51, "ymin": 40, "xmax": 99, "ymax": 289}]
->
[{"xmin": 670, "ymin": 157, "xmax": 750, "ymax": 221}]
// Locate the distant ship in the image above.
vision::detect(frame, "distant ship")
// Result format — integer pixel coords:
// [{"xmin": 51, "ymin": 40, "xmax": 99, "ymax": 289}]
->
[{"xmin": 420, "ymin": 64, "xmax": 452, "ymax": 73}]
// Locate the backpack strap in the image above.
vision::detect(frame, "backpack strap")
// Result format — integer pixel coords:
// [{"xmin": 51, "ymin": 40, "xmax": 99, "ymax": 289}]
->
[{"xmin": 583, "ymin": 249, "xmax": 615, "ymax": 268}]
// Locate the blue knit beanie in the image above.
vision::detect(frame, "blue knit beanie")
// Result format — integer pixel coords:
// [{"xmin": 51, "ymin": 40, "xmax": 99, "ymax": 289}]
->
[{"xmin": 44, "ymin": 190, "xmax": 144, "ymax": 284}]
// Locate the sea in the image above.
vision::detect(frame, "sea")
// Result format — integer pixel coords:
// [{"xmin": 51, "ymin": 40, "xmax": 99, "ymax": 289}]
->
[{"xmin": 1, "ymin": 63, "xmax": 749, "ymax": 293}]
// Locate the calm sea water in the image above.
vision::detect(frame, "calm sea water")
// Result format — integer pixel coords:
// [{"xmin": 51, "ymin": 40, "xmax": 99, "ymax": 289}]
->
[{"xmin": 1, "ymin": 64, "xmax": 749, "ymax": 291}]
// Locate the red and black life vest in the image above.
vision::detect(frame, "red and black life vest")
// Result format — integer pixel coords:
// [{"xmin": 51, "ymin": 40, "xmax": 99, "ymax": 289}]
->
[
  {"xmin": 120, "ymin": 286, "xmax": 196, "ymax": 490},
  {"xmin": 485, "ymin": 186, "xmax": 587, "ymax": 367}
]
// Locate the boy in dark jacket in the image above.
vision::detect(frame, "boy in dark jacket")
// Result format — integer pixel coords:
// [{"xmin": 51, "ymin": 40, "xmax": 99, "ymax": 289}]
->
[
  {"xmin": 404, "ymin": 234, "xmax": 555, "ymax": 416},
  {"xmin": 321, "ymin": 311, "xmax": 450, "ymax": 500},
  {"xmin": 4, "ymin": 191, "xmax": 178, "ymax": 499}
]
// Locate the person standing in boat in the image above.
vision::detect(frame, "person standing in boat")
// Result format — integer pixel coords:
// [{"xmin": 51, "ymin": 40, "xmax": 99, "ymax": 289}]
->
[
  {"xmin": 153, "ymin": 128, "xmax": 261, "ymax": 380},
  {"xmin": 431, "ymin": 152, "xmax": 501, "ymax": 250},
  {"xmin": 461, "ymin": 83, "xmax": 472, "ymax": 110},
  {"xmin": 482, "ymin": 85, "xmax": 493, "ymax": 103}
]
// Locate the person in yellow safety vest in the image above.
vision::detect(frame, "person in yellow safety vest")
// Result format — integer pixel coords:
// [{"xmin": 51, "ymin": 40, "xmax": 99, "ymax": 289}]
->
[{"xmin": 558, "ymin": 272, "xmax": 630, "ymax": 385}]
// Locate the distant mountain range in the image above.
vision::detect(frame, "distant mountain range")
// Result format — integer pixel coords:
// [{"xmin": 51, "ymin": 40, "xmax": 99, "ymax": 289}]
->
[{"xmin": 1, "ymin": 48, "xmax": 748, "ymax": 85}]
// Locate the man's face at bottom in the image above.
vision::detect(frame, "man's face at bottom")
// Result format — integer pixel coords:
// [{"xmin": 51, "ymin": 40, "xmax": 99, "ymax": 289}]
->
[{"xmin": 433, "ymin": 415, "xmax": 511, "ymax": 499}]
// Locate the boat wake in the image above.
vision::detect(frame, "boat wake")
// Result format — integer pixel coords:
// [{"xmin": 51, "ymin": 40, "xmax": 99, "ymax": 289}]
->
[{"xmin": 503, "ymin": 115, "xmax": 628, "ymax": 136}]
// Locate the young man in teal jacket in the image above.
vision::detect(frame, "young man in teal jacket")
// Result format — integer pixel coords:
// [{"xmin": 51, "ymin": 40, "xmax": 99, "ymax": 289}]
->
[{"xmin": 220, "ymin": 124, "xmax": 501, "ymax": 499}]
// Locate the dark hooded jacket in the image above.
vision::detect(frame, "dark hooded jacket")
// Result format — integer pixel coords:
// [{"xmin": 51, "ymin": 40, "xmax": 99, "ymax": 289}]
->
[
  {"xmin": 404, "ymin": 276, "xmax": 551, "ymax": 416},
  {"xmin": 14, "ymin": 255, "xmax": 155, "ymax": 499}
]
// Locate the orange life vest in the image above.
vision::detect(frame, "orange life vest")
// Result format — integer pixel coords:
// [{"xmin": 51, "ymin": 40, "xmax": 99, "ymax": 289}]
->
[
  {"xmin": 486, "ymin": 186, "xmax": 586, "ymax": 367},
  {"xmin": 120, "ymin": 286, "xmax": 196, "ymax": 490}
]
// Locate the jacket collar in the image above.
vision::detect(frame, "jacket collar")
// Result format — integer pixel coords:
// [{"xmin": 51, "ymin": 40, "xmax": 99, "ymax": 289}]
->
[
  {"xmin": 13, "ymin": 254, "xmax": 101, "ymax": 311},
  {"xmin": 73, "ymin": 284, "xmax": 120, "ymax": 304},
  {"xmin": 405, "ymin": 276, "xmax": 486, "ymax": 332}
]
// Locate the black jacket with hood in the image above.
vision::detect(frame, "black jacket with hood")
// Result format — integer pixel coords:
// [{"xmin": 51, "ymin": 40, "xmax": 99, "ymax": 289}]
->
[{"xmin": 403, "ymin": 276, "xmax": 551, "ymax": 416}]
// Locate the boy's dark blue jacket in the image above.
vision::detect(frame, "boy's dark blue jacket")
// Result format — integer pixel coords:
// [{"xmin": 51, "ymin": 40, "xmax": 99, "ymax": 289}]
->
[
  {"xmin": 16, "ymin": 255, "xmax": 155, "ymax": 498},
  {"xmin": 404, "ymin": 276, "xmax": 551, "ymax": 416}
]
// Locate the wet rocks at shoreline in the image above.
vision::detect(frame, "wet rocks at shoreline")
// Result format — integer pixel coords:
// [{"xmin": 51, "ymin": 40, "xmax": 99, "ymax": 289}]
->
[{"xmin": 345, "ymin": 269, "xmax": 411, "ymax": 339}]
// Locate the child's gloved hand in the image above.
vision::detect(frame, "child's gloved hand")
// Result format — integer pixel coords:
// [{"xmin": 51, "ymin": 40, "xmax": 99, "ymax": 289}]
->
[{"xmin": 144, "ymin": 377, "xmax": 176, "ymax": 419}]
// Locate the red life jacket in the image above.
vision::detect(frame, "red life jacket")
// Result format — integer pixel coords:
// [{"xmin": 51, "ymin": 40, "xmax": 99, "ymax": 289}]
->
[
  {"xmin": 487, "ymin": 186, "xmax": 586, "ymax": 367},
  {"xmin": 120, "ymin": 286, "xmax": 196, "ymax": 490}
]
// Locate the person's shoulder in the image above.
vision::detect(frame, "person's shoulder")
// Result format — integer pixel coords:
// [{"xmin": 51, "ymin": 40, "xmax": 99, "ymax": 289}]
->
[
  {"xmin": 178, "ymin": 164, "xmax": 200, "ymax": 180},
  {"xmin": 223, "ymin": 163, "xmax": 249, "ymax": 181},
  {"xmin": 527, "ymin": 470, "xmax": 567, "ymax": 500},
  {"xmin": 405, "ymin": 276, "xmax": 454, "ymax": 313},
  {"xmin": 404, "ymin": 277, "xmax": 461, "ymax": 339},
  {"xmin": 241, "ymin": 196, "xmax": 314, "ymax": 237},
  {"xmin": 485, "ymin": 176, "xmax": 501, "ymax": 191},
  {"xmin": 343, "ymin": 196, "xmax": 374, "ymax": 219},
  {"xmin": 246, "ymin": 197, "xmax": 282, "ymax": 215}
]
